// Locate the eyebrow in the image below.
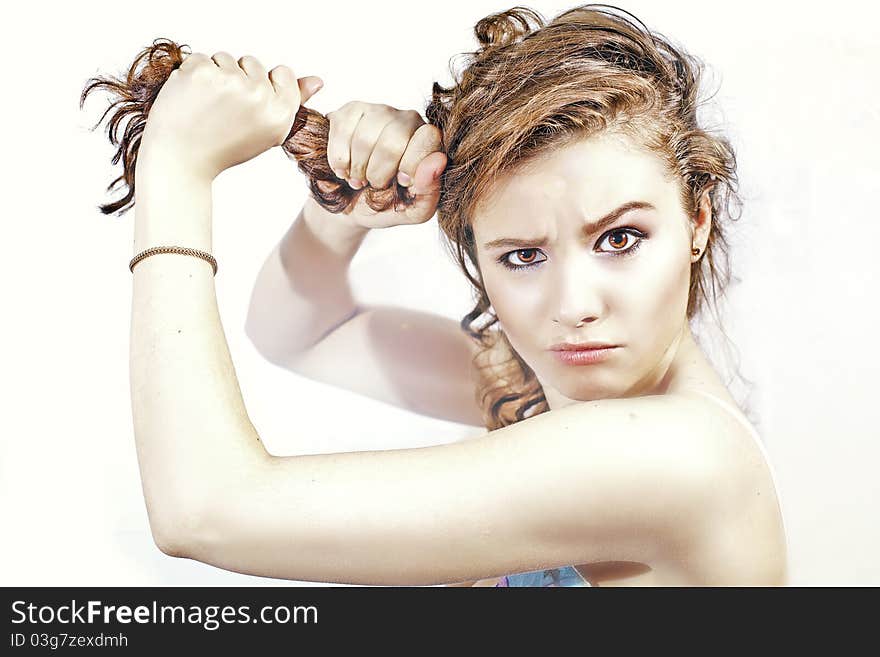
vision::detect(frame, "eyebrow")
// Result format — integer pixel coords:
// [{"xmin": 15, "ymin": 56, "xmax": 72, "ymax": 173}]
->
[{"xmin": 481, "ymin": 201, "xmax": 657, "ymax": 250}]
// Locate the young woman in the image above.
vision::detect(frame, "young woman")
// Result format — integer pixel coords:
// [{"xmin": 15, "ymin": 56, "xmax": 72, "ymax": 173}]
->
[{"xmin": 82, "ymin": 4, "xmax": 787, "ymax": 586}]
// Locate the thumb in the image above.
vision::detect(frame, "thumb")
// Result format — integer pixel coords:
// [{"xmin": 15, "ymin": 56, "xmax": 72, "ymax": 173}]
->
[
  {"xmin": 410, "ymin": 151, "xmax": 447, "ymax": 193},
  {"xmin": 407, "ymin": 151, "xmax": 447, "ymax": 219},
  {"xmin": 297, "ymin": 76, "xmax": 324, "ymax": 105}
]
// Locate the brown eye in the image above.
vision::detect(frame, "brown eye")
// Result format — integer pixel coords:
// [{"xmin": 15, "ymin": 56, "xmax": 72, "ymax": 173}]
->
[
  {"xmin": 607, "ymin": 231, "xmax": 629, "ymax": 249},
  {"xmin": 596, "ymin": 228, "xmax": 646, "ymax": 256},
  {"xmin": 498, "ymin": 248, "xmax": 547, "ymax": 270}
]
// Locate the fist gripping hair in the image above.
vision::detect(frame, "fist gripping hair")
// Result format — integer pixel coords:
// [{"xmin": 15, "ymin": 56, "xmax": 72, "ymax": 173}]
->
[{"xmin": 80, "ymin": 39, "xmax": 443, "ymax": 219}]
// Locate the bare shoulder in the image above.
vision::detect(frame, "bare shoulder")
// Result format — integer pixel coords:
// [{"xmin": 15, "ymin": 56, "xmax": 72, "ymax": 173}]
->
[
  {"xmin": 471, "ymin": 391, "xmax": 787, "ymax": 584},
  {"xmin": 659, "ymin": 389, "xmax": 788, "ymax": 584},
  {"xmin": 460, "ymin": 394, "xmax": 768, "ymax": 564}
]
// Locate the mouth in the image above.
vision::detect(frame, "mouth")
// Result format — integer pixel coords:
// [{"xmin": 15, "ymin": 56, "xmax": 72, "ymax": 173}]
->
[
  {"xmin": 549, "ymin": 341, "xmax": 618, "ymax": 351},
  {"xmin": 548, "ymin": 343, "xmax": 619, "ymax": 366}
]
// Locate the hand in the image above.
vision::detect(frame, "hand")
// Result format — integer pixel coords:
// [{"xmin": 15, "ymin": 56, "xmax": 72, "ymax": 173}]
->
[
  {"xmin": 326, "ymin": 101, "xmax": 447, "ymax": 229},
  {"xmin": 139, "ymin": 51, "xmax": 324, "ymax": 182}
]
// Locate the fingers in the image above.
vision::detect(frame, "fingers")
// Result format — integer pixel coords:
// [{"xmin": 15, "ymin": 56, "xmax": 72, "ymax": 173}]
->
[
  {"xmin": 237, "ymin": 54, "xmax": 267, "ymax": 80},
  {"xmin": 321, "ymin": 101, "xmax": 446, "ymax": 225},
  {"xmin": 210, "ymin": 51, "xmax": 241, "ymax": 73},
  {"xmin": 296, "ymin": 75, "xmax": 324, "ymax": 105},
  {"xmin": 189, "ymin": 53, "xmax": 321, "ymax": 107},
  {"xmin": 325, "ymin": 103, "xmax": 438, "ymax": 192},
  {"xmin": 267, "ymin": 65, "xmax": 302, "ymax": 110},
  {"xmin": 397, "ymin": 123, "xmax": 443, "ymax": 187},
  {"xmin": 326, "ymin": 103, "xmax": 365, "ymax": 182},
  {"xmin": 365, "ymin": 110, "xmax": 425, "ymax": 189},
  {"xmin": 242, "ymin": 56, "xmax": 323, "ymax": 106},
  {"xmin": 405, "ymin": 150, "xmax": 447, "ymax": 221},
  {"xmin": 348, "ymin": 107, "xmax": 396, "ymax": 188},
  {"xmin": 326, "ymin": 102, "xmax": 396, "ymax": 185},
  {"xmin": 178, "ymin": 52, "xmax": 212, "ymax": 72}
]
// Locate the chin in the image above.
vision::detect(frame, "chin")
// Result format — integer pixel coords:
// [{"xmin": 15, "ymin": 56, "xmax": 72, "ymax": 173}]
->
[{"xmin": 554, "ymin": 376, "xmax": 622, "ymax": 402}]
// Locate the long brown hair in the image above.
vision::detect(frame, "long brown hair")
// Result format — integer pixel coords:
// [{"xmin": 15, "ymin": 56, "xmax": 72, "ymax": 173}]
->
[
  {"xmin": 426, "ymin": 4, "xmax": 742, "ymax": 430},
  {"xmin": 81, "ymin": 4, "xmax": 741, "ymax": 432}
]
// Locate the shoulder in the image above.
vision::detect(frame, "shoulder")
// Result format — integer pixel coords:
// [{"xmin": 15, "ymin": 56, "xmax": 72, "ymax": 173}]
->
[
  {"xmin": 493, "ymin": 390, "xmax": 752, "ymax": 471},
  {"xmin": 460, "ymin": 394, "xmax": 751, "ymax": 563},
  {"xmin": 664, "ymin": 390, "xmax": 789, "ymax": 585},
  {"xmin": 473, "ymin": 391, "xmax": 786, "ymax": 583}
]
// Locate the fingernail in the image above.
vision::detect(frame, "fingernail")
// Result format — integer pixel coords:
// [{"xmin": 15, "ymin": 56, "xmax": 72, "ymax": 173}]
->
[
  {"xmin": 397, "ymin": 172, "xmax": 412, "ymax": 186},
  {"xmin": 349, "ymin": 179, "xmax": 364, "ymax": 189}
]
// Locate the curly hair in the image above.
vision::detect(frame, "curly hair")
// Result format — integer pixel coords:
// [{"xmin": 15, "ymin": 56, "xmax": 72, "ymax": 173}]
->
[
  {"xmin": 79, "ymin": 38, "xmax": 418, "ymax": 217},
  {"xmin": 426, "ymin": 4, "xmax": 742, "ymax": 430},
  {"xmin": 80, "ymin": 3, "xmax": 742, "ymax": 432}
]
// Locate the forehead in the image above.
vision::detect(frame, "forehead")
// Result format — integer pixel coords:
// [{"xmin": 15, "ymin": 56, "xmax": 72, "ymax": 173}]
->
[{"xmin": 472, "ymin": 132, "xmax": 681, "ymax": 236}]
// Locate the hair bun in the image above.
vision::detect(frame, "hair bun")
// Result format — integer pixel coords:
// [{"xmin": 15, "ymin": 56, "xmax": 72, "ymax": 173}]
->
[{"xmin": 474, "ymin": 6, "xmax": 544, "ymax": 52}]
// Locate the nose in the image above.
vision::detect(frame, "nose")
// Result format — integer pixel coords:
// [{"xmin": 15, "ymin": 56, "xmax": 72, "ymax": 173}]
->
[{"xmin": 551, "ymin": 253, "xmax": 605, "ymax": 328}]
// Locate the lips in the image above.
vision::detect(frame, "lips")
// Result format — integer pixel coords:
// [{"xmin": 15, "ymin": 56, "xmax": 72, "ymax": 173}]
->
[
  {"xmin": 549, "ymin": 342, "xmax": 619, "ymax": 366},
  {"xmin": 549, "ymin": 342, "xmax": 618, "ymax": 351}
]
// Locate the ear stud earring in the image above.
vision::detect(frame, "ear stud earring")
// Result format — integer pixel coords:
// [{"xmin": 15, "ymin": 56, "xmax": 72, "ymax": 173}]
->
[{"xmin": 691, "ymin": 247, "xmax": 701, "ymax": 256}]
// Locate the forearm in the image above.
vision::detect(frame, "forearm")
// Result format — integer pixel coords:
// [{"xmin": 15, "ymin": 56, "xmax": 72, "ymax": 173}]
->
[
  {"xmin": 245, "ymin": 195, "xmax": 370, "ymax": 363},
  {"xmin": 130, "ymin": 152, "xmax": 268, "ymax": 551}
]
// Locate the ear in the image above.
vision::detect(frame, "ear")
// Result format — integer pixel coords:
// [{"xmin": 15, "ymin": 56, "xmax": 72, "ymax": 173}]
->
[{"xmin": 691, "ymin": 189, "xmax": 712, "ymax": 262}]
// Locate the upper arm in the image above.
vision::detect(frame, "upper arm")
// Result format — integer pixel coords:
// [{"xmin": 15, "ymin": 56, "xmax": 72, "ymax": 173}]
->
[
  {"xmin": 179, "ymin": 393, "xmax": 781, "ymax": 585},
  {"xmin": 267, "ymin": 303, "xmax": 485, "ymax": 427}
]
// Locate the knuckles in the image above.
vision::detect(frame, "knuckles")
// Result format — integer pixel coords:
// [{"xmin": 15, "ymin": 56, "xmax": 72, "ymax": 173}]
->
[
  {"xmin": 371, "ymin": 138, "xmax": 401, "ymax": 160},
  {"xmin": 237, "ymin": 54, "xmax": 264, "ymax": 69},
  {"xmin": 270, "ymin": 64, "xmax": 294, "ymax": 78},
  {"xmin": 414, "ymin": 123, "xmax": 443, "ymax": 148},
  {"xmin": 350, "ymin": 131, "xmax": 374, "ymax": 152}
]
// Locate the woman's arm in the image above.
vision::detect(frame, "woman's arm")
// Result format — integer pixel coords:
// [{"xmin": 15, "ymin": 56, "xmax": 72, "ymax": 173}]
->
[
  {"xmin": 132, "ymin": 180, "xmax": 784, "ymax": 586},
  {"xmin": 160, "ymin": 385, "xmax": 784, "ymax": 586},
  {"xmin": 130, "ymin": 150, "xmax": 270, "ymax": 552},
  {"xmin": 245, "ymin": 196, "xmax": 484, "ymax": 427},
  {"xmin": 126, "ymin": 53, "xmax": 784, "ymax": 586},
  {"xmin": 244, "ymin": 196, "xmax": 368, "ymax": 365},
  {"xmin": 244, "ymin": 101, "xmax": 484, "ymax": 427}
]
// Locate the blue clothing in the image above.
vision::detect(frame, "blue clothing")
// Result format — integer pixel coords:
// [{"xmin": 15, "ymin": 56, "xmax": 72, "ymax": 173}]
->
[{"xmin": 495, "ymin": 565, "xmax": 590, "ymax": 587}]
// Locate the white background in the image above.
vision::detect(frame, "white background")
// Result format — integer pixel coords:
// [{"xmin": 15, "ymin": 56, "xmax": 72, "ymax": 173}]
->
[{"xmin": 1, "ymin": 0, "xmax": 878, "ymax": 585}]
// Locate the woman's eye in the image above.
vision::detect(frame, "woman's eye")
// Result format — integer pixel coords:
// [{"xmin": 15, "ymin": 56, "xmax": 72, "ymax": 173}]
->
[
  {"xmin": 497, "ymin": 229, "xmax": 647, "ymax": 271},
  {"xmin": 596, "ymin": 228, "xmax": 646, "ymax": 256},
  {"xmin": 498, "ymin": 248, "xmax": 547, "ymax": 271}
]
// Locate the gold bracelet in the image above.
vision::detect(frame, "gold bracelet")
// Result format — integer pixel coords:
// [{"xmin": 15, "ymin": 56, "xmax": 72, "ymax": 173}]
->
[{"xmin": 129, "ymin": 246, "xmax": 218, "ymax": 276}]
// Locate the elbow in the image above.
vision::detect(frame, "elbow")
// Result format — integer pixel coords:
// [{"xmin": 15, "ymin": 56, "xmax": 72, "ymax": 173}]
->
[
  {"xmin": 148, "ymin": 498, "xmax": 214, "ymax": 560},
  {"xmin": 148, "ymin": 466, "xmax": 265, "ymax": 565},
  {"xmin": 244, "ymin": 318, "xmax": 275, "ymax": 363},
  {"xmin": 245, "ymin": 319, "xmax": 299, "ymax": 367},
  {"xmin": 152, "ymin": 527, "xmax": 190, "ymax": 559}
]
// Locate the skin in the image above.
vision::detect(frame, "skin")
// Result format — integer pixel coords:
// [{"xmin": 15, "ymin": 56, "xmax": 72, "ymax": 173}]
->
[
  {"xmin": 129, "ymin": 52, "xmax": 786, "ymax": 586},
  {"xmin": 461, "ymin": 130, "xmax": 737, "ymax": 586},
  {"xmin": 472, "ymin": 130, "xmax": 710, "ymax": 411}
]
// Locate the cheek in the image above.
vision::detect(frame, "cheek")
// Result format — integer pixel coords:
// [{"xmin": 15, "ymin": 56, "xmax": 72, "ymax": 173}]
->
[
  {"xmin": 482, "ymin": 265, "xmax": 543, "ymax": 313},
  {"xmin": 481, "ymin": 273, "xmax": 545, "ymax": 350},
  {"xmin": 627, "ymin": 245, "xmax": 691, "ymax": 329},
  {"xmin": 487, "ymin": 284, "xmax": 540, "ymax": 334}
]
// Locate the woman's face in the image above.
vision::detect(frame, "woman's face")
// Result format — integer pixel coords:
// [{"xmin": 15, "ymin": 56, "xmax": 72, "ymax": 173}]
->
[{"xmin": 471, "ymin": 131, "xmax": 702, "ymax": 407}]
